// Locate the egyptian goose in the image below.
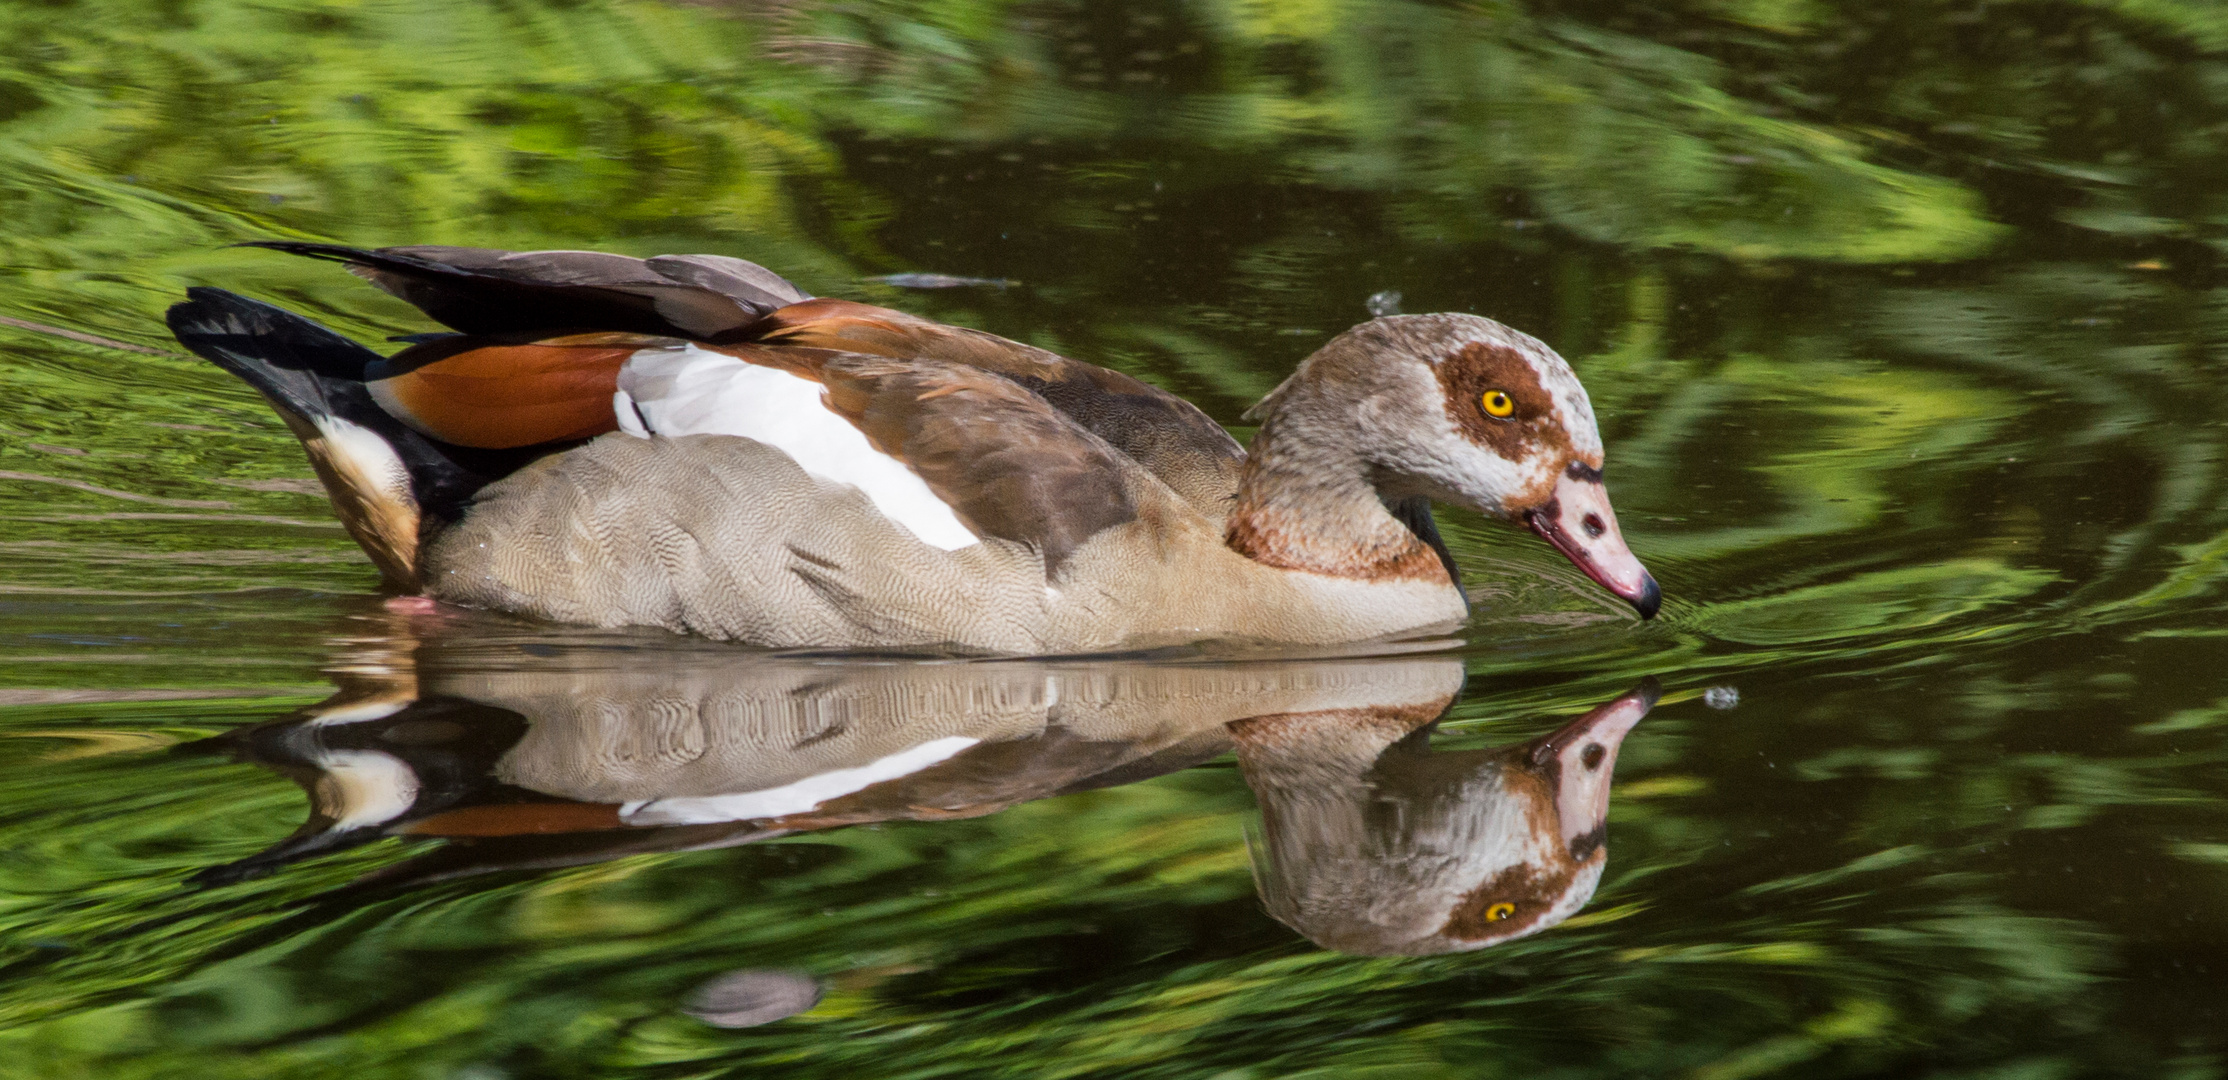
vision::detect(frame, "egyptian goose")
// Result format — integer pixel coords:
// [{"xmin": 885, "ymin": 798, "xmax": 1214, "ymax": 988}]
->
[{"xmin": 168, "ymin": 243, "xmax": 1658, "ymax": 652}]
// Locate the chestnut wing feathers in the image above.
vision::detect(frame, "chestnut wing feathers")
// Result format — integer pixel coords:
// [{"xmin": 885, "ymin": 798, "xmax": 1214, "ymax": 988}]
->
[{"xmin": 366, "ymin": 334, "xmax": 652, "ymax": 449}]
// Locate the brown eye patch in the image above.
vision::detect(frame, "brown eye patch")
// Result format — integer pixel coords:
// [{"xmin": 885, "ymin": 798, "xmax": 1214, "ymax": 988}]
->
[
  {"xmin": 1433, "ymin": 342, "xmax": 1566, "ymax": 461},
  {"xmin": 1443, "ymin": 861, "xmax": 1567, "ymax": 941}
]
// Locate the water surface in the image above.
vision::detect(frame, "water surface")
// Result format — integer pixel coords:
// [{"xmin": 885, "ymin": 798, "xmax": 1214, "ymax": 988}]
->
[{"xmin": 3, "ymin": 1, "xmax": 2227, "ymax": 1076}]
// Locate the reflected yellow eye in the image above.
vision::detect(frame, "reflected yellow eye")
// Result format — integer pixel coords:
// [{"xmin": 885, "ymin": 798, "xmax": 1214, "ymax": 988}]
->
[
  {"xmin": 1485, "ymin": 902, "xmax": 1517, "ymax": 922},
  {"xmin": 1481, "ymin": 390, "xmax": 1515, "ymax": 418}
]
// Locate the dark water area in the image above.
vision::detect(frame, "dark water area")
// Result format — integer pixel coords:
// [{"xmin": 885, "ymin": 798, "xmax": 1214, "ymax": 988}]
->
[{"xmin": 4, "ymin": 0, "xmax": 2228, "ymax": 1076}]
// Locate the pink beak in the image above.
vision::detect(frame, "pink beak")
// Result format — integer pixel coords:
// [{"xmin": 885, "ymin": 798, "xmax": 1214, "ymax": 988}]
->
[{"xmin": 1523, "ymin": 467, "xmax": 1660, "ymax": 619}]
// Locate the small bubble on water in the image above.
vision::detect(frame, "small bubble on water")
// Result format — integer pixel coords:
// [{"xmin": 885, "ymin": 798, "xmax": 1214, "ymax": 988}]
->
[
  {"xmin": 1704, "ymin": 686, "xmax": 1740, "ymax": 710},
  {"xmin": 1366, "ymin": 290, "xmax": 1403, "ymax": 317}
]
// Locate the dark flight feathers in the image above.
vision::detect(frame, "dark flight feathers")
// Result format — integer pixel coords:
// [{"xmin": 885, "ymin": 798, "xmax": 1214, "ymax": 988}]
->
[{"xmin": 238, "ymin": 241, "xmax": 812, "ymax": 340}]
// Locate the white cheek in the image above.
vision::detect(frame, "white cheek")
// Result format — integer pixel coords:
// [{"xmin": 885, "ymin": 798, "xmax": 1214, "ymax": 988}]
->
[
  {"xmin": 1540, "ymin": 859, "xmax": 1607, "ymax": 929},
  {"xmin": 618, "ymin": 345, "xmax": 980, "ymax": 551},
  {"xmin": 1557, "ymin": 396, "xmax": 1603, "ymax": 457},
  {"xmin": 1417, "ymin": 435, "xmax": 1531, "ymax": 514},
  {"xmin": 1423, "ymin": 777, "xmax": 1538, "ymax": 878}
]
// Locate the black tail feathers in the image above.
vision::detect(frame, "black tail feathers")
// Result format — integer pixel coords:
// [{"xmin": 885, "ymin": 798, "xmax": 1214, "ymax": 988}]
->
[
  {"xmin": 167, "ymin": 286, "xmax": 381, "ymax": 416},
  {"xmin": 167, "ymin": 288, "xmax": 553, "ymax": 584}
]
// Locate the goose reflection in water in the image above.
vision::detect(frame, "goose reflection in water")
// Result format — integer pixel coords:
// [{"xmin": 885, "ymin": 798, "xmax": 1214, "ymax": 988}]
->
[
  {"xmin": 185, "ymin": 616, "xmax": 1657, "ymax": 956},
  {"xmin": 1235, "ymin": 682, "xmax": 1655, "ymax": 955}
]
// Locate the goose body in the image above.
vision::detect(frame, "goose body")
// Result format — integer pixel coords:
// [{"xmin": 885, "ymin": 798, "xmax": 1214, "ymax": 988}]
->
[{"xmin": 169, "ymin": 244, "xmax": 1657, "ymax": 652}]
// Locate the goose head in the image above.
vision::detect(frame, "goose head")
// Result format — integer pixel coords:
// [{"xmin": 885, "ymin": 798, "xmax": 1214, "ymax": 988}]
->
[{"xmin": 1244, "ymin": 314, "xmax": 1659, "ymax": 617}]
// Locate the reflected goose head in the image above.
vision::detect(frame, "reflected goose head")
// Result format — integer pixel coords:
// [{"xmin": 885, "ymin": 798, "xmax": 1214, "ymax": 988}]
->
[
  {"xmin": 1231, "ymin": 679, "xmax": 1659, "ymax": 955},
  {"xmin": 1248, "ymin": 314, "xmax": 1658, "ymax": 616}
]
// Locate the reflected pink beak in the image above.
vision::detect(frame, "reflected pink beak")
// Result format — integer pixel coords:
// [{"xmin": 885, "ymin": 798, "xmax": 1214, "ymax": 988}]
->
[
  {"xmin": 1530, "ymin": 678, "xmax": 1660, "ymax": 855},
  {"xmin": 1522, "ymin": 467, "xmax": 1660, "ymax": 619}
]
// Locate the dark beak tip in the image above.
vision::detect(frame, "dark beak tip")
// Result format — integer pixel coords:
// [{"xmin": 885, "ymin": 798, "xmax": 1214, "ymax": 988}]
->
[
  {"xmin": 1629, "ymin": 675, "xmax": 1665, "ymax": 710},
  {"xmin": 1629, "ymin": 575, "xmax": 1662, "ymax": 621}
]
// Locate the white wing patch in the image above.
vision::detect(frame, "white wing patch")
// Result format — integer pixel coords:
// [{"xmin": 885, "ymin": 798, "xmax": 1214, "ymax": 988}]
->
[
  {"xmin": 615, "ymin": 344, "xmax": 980, "ymax": 551},
  {"xmin": 618, "ymin": 735, "xmax": 981, "ymax": 825}
]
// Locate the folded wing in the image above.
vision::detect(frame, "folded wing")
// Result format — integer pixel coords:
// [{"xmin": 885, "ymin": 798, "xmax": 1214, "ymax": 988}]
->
[{"xmin": 254, "ymin": 244, "xmax": 1244, "ymax": 519}]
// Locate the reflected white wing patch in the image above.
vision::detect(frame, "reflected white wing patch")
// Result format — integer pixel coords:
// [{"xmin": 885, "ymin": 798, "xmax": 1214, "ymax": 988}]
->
[
  {"xmin": 619, "ymin": 735, "xmax": 981, "ymax": 825},
  {"xmin": 614, "ymin": 344, "xmax": 980, "ymax": 551}
]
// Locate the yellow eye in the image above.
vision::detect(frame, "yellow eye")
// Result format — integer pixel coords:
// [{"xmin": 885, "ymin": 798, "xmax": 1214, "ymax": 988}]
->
[
  {"xmin": 1485, "ymin": 902, "xmax": 1516, "ymax": 922},
  {"xmin": 1481, "ymin": 390, "xmax": 1515, "ymax": 418}
]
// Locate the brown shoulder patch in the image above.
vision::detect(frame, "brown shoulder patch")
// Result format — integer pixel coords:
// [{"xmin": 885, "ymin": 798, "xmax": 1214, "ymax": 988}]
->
[
  {"xmin": 812, "ymin": 355, "xmax": 1140, "ymax": 576},
  {"xmin": 748, "ymin": 301, "xmax": 1242, "ymax": 517},
  {"xmin": 1432, "ymin": 341, "xmax": 1570, "ymax": 463},
  {"xmin": 744, "ymin": 298, "xmax": 945, "ymax": 356}
]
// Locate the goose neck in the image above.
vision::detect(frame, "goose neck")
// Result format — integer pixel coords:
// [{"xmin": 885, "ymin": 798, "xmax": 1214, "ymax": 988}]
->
[{"xmin": 1226, "ymin": 418, "xmax": 1447, "ymax": 583}]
